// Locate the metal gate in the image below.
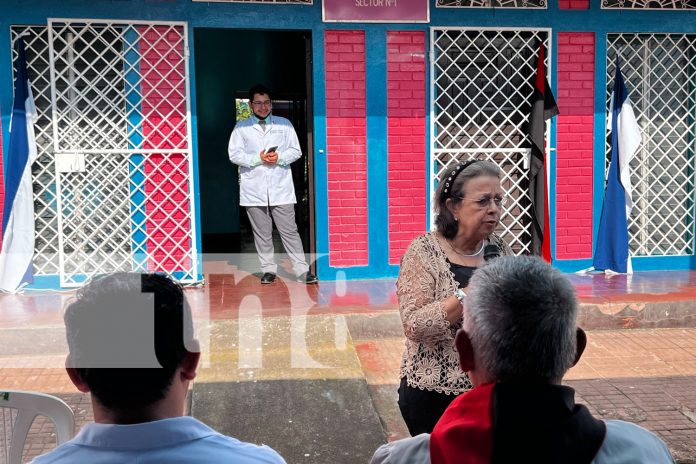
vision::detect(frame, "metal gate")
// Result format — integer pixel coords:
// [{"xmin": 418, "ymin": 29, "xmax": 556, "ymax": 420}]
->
[
  {"xmin": 12, "ymin": 20, "xmax": 198, "ymax": 286},
  {"xmin": 606, "ymin": 34, "xmax": 696, "ymax": 257},
  {"xmin": 430, "ymin": 28, "xmax": 551, "ymax": 254}
]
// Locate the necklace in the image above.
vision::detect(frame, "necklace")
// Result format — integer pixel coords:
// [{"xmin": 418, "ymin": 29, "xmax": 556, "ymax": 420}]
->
[{"xmin": 448, "ymin": 240, "xmax": 484, "ymax": 258}]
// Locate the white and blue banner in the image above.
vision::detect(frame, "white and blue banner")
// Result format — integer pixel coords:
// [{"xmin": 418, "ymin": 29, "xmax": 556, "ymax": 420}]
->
[
  {"xmin": 0, "ymin": 37, "xmax": 38, "ymax": 291},
  {"xmin": 592, "ymin": 57, "xmax": 642, "ymax": 274}
]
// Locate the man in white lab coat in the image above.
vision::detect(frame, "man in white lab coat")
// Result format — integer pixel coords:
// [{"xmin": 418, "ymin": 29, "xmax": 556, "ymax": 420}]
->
[{"xmin": 228, "ymin": 84, "xmax": 317, "ymax": 284}]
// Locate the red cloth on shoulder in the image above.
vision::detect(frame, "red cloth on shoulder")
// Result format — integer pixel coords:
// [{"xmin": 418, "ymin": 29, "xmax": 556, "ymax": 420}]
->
[{"xmin": 430, "ymin": 383, "xmax": 494, "ymax": 464}]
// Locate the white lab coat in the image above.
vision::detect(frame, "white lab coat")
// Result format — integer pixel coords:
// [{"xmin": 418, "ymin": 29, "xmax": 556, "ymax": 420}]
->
[{"xmin": 228, "ymin": 115, "xmax": 302, "ymax": 206}]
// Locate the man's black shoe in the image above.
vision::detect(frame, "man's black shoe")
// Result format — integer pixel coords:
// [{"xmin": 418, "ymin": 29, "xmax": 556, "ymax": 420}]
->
[
  {"xmin": 299, "ymin": 272, "xmax": 319, "ymax": 284},
  {"xmin": 260, "ymin": 272, "xmax": 276, "ymax": 284}
]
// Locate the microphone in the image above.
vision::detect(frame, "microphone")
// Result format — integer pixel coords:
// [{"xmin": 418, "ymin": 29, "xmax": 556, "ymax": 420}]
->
[{"xmin": 483, "ymin": 244, "xmax": 500, "ymax": 262}]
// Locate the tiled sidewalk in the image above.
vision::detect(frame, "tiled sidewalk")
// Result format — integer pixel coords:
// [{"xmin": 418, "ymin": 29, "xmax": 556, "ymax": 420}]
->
[{"xmin": 4, "ymin": 326, "xmax": 696, "ymax": 462}]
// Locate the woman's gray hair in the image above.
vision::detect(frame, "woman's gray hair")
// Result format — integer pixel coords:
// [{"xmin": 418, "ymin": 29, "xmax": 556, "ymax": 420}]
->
[
  {"xmin": 434, "ymin": 160, "xmax": 503, "ymax": 239},
  {"xmin": 462, "ymin": 256, "xmax": 578, "ymax": 383}
]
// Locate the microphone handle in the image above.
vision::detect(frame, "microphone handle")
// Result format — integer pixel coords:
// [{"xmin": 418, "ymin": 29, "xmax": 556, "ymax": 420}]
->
[{"xmin": 483, "ymin": 244, "xmax": 500, "ymax": 262}]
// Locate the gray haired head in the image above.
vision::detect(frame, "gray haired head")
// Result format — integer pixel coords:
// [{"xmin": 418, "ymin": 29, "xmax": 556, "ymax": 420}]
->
[{"xmin": 463, "ymin": 256, "xmax": 578, "ymax": 383}]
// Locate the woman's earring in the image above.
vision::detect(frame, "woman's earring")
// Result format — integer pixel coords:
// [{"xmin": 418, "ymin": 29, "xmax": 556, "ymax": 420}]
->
[{"xmin": 455, "ymin": 217, "xmax": 459, "ymax": 222}]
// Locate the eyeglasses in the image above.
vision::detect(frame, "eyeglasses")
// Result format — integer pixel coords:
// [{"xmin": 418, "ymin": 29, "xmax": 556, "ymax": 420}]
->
[
  {"xmin": 455, "ymin": 195, "xmax": 507, "ymax": 209},
  {"xmin": 251, "ymin": 100, "xmax": 272, "ymax": 107}
]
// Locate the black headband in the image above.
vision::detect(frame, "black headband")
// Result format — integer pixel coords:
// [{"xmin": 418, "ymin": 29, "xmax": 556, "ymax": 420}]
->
[{"xmin": 441, "ymin": 160, "xmax": 480, "ymax": 200}]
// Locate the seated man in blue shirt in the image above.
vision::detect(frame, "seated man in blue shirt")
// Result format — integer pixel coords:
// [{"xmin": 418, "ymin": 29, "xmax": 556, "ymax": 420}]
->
[
  {"xmin": 371, "ymin": 256, "xmax": 675, "ymax": 464},
  {"xmin": 33, "ymin": 272, "xmax": 285, "ymax": 464}
]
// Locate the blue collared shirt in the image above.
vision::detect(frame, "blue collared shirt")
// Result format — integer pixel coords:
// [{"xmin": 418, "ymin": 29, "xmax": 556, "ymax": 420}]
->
[
  {"xmin": 370, "ymin": 421, "xmax": 674, "ymax": 464},
  {"xmin": 32, "ymin": 416, "xmax": 286, "ymax": 463}
]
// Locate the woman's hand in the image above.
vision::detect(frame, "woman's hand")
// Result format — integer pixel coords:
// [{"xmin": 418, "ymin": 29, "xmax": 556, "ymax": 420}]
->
[
  {"xmin": 443, "ymin": 294, "xmax": 463, "ymax": 324},
  {"xmin": 443, "ymin": 286, "xmax": 471, "ymax": 324}
]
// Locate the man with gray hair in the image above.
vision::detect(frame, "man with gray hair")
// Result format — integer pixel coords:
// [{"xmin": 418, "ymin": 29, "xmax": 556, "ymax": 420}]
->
[{"xmin": 372, "ymin": 256, "xmax": 674, "ymax": 463}]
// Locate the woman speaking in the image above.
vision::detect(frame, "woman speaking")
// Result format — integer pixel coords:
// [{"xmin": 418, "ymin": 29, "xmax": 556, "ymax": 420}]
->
[{"xmin": 396, "ymin": 159, "xmax": 512, "ymax": 435}]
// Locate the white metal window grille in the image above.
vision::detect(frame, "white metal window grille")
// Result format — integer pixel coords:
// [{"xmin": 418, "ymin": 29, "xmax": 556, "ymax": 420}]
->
[
  {"xmin": 437, "ymin": 0, "xmax": 546, "ymax": 7},
  {"xmin": 47, "ymin": 19, "xmax": 198, "ymax": 286},
  {"xmin": 602, "ymin": 0, "xmax": 695, "ymax": 8},
  {"xmin": 431, "ymin": 28, "xmax": 551, "ymax": 255},
  {"xmin": 606, "ymin": 34, "xmax": 696, "ymax": 257},
  {"xmin": 10, "ymin": 26, "xmax": 60, "ymax": 276}
]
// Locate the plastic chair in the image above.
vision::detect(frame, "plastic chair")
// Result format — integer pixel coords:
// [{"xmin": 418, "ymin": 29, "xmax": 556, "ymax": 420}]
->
[{"xmin": 0, "ymin": 390, "xmax": 75, "ymax": 464}]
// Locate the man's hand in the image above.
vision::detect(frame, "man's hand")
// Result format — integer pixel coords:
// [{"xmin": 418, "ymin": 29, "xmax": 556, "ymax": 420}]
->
[{"xmin": 260, "ymin": 148, "xmax": 278, "ymax": 165}]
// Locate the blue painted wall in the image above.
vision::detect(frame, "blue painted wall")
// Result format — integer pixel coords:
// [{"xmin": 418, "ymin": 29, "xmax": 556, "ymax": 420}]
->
[{"xmin": 1, "ymin": 0, "xmax": 695, "ymax": 285}]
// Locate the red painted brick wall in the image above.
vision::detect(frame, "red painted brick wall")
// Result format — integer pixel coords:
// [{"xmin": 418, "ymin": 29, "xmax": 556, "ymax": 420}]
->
[
  {"xmin": 325, "ymin": 30, "xmax": 369, "ymax": 267},
  {"xmin": 555, "ymin": 32, "xmax": 595, "ymax": 259},
  {"xmin": 558, "ymin": 0, "xmax": 590, "ymax": 8},
  {"xmin": 387, "ymin": 31, "xmax": 426, "ymax": 265},
  {"xmin": 139, "ymin": 26, "xmax": 191, "ymax": 272}
]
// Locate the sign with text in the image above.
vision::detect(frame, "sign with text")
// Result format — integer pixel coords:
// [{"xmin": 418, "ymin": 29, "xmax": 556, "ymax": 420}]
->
[{"xmin": 323, "ymin": 0, "xmax": 429, "ymax": 22}]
